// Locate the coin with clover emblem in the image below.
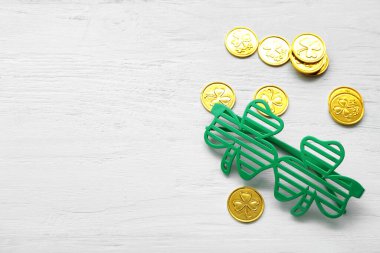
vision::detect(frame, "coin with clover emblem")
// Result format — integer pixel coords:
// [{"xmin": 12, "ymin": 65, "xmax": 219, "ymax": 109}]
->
[
  {"xmin": 224, "ymin": 27, "xmax": 259, "ymax": 58},
  {"xmin": 258, "ymin": 35, "xmax": 290, "ymax": 66},
  {"xmin": 254, "ymin": 85, "xmax": 289, "ymax": 116},
  {"xmin": 201, "ymin": 82, "xmax": 236, "ymax": 112},
  {"xmin": 329, "ymin": 87, "xmax": 364, "ymax": 125},
  {"xmin": 292, "ymin": 33, "xmax": 326, "ymax": 63},
  {"xmin": 227, "ymin": 186, "xmax": 264, "ymax": 223}
]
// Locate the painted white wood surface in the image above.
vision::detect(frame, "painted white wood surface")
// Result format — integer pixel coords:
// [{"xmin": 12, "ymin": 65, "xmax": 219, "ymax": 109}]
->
[{"xmin": 0, "ymin": 0, "xmax": 379, "ymax": 252}]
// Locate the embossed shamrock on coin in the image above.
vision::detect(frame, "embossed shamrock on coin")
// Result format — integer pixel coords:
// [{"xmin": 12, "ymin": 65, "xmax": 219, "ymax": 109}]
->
[
  {"xmin": 201, "ymin": 82, "xmax": 236, "ymax": 112},
  {"xmin": 225, "ymin": 27, "xmax": 259, "ymax": 58},
  {"xmin": 258, "ymin": 35, "xmax": 290, "ymax": 66},
  {"xmin": 292, "ymin": 33, "xmax": 326, "ymax": 63},
  {"xmin": 329, "ymin": 87, "xmax": 364, "ymax": 125},
  {"xmin": 254, "ymin": 85, "xmax": 289, "ymax": 116},
  {"xmin": 227, "ymin": 186, "xmax": 264, "ymax": 223}
]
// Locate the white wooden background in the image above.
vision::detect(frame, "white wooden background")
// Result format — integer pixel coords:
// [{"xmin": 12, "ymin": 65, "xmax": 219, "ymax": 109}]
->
[{"xmin": 0, "ymin": 0, "xmax": 379, "ymax": 252}]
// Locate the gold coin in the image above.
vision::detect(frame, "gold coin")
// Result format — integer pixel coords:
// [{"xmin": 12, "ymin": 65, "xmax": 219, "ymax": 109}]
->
[
  {"xmin": 225, "ymin": 27, "xmax": 259, "ymax": 58},
  {"xmin": 201, "ymin": 82, "xmax": 236, "ymax": 112},
  {"xmin": 227, "ymin": 186, "xmax": 264, "ymax": 223},
  {"xmin": 328, "ymin": 86, "xmax": 362, "ymax": 103},
  {"xmin": 254, "ymin": 85, "xmax": 289, "ymax": 116},
  {"xmin": 329, "ymin": 92, "xmax": 364, "ymax": 125},
  {"xmin": 312, "ymin": 54, "xmax": 329, "ymax": 76},
  {"xmin": 290, "ymin": 52, "xmax": 326, "ymax": 74},
  {"xmin": 258, "ymin": 35, "xmax": 290, "ymax": 66},
  {"xmin": 292, "ymin": 33, "xmax": 326, "ymax": 63}
]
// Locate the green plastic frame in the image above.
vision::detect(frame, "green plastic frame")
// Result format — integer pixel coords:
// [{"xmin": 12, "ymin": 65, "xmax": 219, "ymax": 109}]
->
[{"xmin": 204, "ymin": 99, "xmax": 364, "ymax": 218}]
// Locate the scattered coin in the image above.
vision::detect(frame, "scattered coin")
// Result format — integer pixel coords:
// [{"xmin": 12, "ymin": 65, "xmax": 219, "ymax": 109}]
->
[
  {"xmin": 201, "ymin": 82, "xmax": 236, "ymax": 112},
  {"xmin": 258, "ymin": 35, "xmax": 290, "ymax": 66},
  {"xmin": 328, "ymin": 87, "xmax": 364, "ymax": 125},
  {"xmin": 291, "ymin": 33, "xmax": 326, "ymax": 63},
  {"xmin": 227, "ymin": 186, "xmax": 264, "ymax": 223},
  {"xmin": 225, "ymin": 27, "xmax": 259, "ymax": 58},
  {"xmin": 254, "ymin": 85, "xmax": 289, "ymax": 116}
]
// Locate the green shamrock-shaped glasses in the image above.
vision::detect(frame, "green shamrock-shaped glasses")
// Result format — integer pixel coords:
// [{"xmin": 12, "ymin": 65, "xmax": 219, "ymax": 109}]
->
[{"xmin": 204, "ymin": 99, "xmax": 364, "ymax": 218}]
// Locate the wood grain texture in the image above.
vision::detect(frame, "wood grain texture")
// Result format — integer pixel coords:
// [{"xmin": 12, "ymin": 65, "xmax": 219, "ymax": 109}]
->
[{"xmin": 0, "ymin": 0, "xmax": 379, "ymax": 252}]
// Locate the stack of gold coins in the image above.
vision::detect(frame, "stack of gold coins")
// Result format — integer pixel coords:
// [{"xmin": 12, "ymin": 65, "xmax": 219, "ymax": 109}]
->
[
  {"xmin": 328, "ymin": 86, "xmax": 364, "ymax": 125},
  {"xmin": 290, "ymin": 33, "xmax": 329, "ymax": 75}
]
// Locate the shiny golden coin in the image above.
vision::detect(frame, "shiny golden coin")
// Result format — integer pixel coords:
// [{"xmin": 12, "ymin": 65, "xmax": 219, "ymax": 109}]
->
[
  {"xmin": 225, "ymin": 27, "xmax": 259, "ymax": 58},
  {"xmin": 328, "ymin": 86, "xmax": 363, "ymax": 104},
  {"xmin": 329, "ymin": 92, "xmax": 364, "ymax": 125},
  {"xmin": 290, "ymin": 52, "xmax": 326, "ymax": 74},
  {"xmin": 292, "ymin": 33, "xmax": 326, "ymax": 63},
  {"xmin": 254, "ymin": 85, "xmax": 289, "ymax": 116},
  {"xmin": 258, "ymin": 35, "xmax": 290, "ymax": 66},
  {"xmin": 227, "ymin": 186, "xmax": 264, "ymax": 223},
  {"xmin": 312, "ymin": 54, "xmax": 329, "ymax": 76},
  {"xmin": 201, "ymin": 82, "xmax": 236, "ymax": 112}
]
